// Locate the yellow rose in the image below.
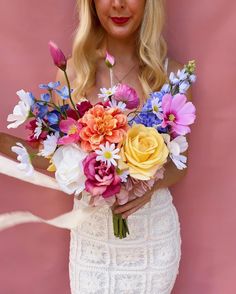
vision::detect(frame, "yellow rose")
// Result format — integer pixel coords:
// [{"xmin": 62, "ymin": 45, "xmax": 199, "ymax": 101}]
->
[{"xmin": 118, "ymin": 124, "xmax": 169, "ymax": 180}]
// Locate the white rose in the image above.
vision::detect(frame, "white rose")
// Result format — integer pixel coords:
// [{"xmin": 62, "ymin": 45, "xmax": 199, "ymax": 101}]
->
[{"xmin": 52, "ymin": 144, "xmax": 87, "ymax": 195}]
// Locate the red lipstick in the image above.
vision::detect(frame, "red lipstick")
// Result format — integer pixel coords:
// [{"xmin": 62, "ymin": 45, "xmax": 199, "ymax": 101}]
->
[{"xmin": 111, "ymin": 17, "xmax": 130, "ymax": 25}]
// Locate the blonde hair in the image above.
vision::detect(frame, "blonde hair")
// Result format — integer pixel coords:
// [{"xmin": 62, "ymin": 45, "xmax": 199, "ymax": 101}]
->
[{"xmin": 72, "ymin": 0, "xmax": 168, "ymax": 101}]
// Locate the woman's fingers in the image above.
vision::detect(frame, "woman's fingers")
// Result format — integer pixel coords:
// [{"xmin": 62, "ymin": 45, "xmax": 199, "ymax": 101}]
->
[
  {"xmin": 121, "ymin": 201, "xmax": 146, "ymax": 219},
  {"xmin": 113, "ymin": 196, "xmax": 145, "ymax": 214}
]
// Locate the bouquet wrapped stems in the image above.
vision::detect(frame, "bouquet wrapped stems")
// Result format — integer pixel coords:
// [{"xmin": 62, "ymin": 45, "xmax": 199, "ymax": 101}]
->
[{"xmin": 112, "ymin": 212, "xmax": 129, "ymax": 239}]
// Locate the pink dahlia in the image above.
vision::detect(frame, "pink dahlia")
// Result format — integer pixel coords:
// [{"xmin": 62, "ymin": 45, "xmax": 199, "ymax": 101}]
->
[
  {"xmin": 161, "ymin": 93, "xmax": 196, "ymax": 135},
  {"xmin": 113, "ymin": 84, "xmax": 140, "ymax": 109},
  {"xmin": 83, "ymin": 152, "xmax": 121, "ymax": 198}
]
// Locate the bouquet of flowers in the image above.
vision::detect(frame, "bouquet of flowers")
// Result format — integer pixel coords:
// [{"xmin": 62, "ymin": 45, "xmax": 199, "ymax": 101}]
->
[{"xmin": 7, "ymin": 41, "xmax": 197, "ymax": 239}]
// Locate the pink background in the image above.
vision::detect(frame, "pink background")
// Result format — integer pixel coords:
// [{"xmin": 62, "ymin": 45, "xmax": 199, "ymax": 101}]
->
[{"xmin": 0, "ymin": 0, "xmax": 235, "ymax": 293}]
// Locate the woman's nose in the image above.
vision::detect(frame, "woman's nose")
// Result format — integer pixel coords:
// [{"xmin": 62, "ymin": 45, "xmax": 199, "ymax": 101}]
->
[{"xmin": 112, "ymin": 0, "xmax": 125, "ymax": 9}]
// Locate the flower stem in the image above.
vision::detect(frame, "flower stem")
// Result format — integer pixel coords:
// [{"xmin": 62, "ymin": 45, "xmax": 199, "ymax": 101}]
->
[
  {"xmin": 112, "ymin": 212, "xmax": 130, "ymax": 239},
  {"xmin": 63, "ymin": 70, "xmax": 80, "ymax": 118},
  {"xmin": 109, "ymin": 68, "xmax": 114, "ymax": 88}
]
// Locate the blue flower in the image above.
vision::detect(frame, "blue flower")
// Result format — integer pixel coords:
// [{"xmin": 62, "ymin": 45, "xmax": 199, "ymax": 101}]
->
[
  {"xmin": 47, "ymin": 112, "xmax": 59, "ymax": 125},
  {"xmin": 32, "ymin": 102, "xmax": 48, "ymax": 119},
  {"xmin": 55, "ymin": 86, "xmax": 73, "ymax": 100},
  {"xmin": 39, "ymin": 81, "xmax": 61, "ymax": 90},
  {"xmin": 40, "ymin": 93, "xmax": 50, "ymax": 102},
  {"xmin": 130, "ymin": 90, "xmax": 168, "ymax": 133}
]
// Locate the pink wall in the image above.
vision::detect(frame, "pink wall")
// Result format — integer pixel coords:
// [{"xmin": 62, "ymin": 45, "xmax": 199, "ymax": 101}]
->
[
  {"xmin": 0, "ymin": 1, "xmax": 76, "ymax": 293},
  {"xmin": 0, "ymin": 1, "xmax": 235, "ymax": 293}
]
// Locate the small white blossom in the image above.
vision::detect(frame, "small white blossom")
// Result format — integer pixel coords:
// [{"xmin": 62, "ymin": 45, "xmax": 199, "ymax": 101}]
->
[
  {"xmin": 151, "ymin": 98, "xmax": 163, "ymax": 120},
  {"xmin": 98, "ymin": 86, "xmax": 117, "ymax": 102},
  {"xmin": 108, "ymin": 99, "xmax": 126, "ymax": 111},
  {"xmin": 189, "ymin": 74, "xmax": 197, "ymax": 83},
  {"xmin": 161, "ymin": 83, "xmax": 171, "ymax": 93},
  {"xmin": 117, "ymin": 169, "xmax": 129, "ymax": 183},
  {"xmin": 34, "ymin": 118, "xmax": 43, "ymax": 139},
  {"xmin": 11, "ymin": 142, "xmax": 34, "ymax": 176},
  {"xmin": 38, "ymin": 132, "xmax": 59, "ymax": 158},
  {"xmin": 7, "ymin": 89, "xmax": 34, "ymax": 129},
  {"xmin": 169, "ymin": 72, "xmax": 179, "ymax": 85},
  {"xmin": 162, "ymin": 134, "xmax": 188, "ymax": 170},
  {"xmin": 177, "ymin": 69, "xmax": 188, "ymax": 81},
  {"xmin": 179, "ymin": 80, "xmax": 190, "ymax": 94},
  {"xmin": 95, "ymin": 142, "xmax": 120, "ymax": 168}
]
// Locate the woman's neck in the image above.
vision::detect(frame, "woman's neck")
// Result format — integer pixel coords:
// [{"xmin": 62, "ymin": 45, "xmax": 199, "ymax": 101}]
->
[{"xmin": 105, "ymin": 34, "xmax": 138, "ymax": 64}]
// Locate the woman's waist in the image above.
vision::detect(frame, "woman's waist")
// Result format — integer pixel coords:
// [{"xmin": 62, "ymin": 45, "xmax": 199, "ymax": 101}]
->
[{"xmin": 74, "ymin": 187, "xmax": 173, "ymax": 213}]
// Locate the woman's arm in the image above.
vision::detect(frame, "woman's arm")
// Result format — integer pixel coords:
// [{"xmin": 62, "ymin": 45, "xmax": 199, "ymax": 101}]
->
[{"xmin": 0, "ymin": 132, "xmax": 50, "ymax": 171}]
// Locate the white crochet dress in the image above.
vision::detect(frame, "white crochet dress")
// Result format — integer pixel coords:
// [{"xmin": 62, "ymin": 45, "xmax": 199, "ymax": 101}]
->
[
  {"xmin": 69, "ymin": 188, "xmax": 181, "ymax": 294},
  {"xmin": 68, "ymin": 58, "xmax": 181, "ymax": 294}
]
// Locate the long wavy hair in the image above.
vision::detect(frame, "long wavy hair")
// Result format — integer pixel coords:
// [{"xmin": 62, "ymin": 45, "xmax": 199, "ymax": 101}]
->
[{"xmin": 71, "ymin": 0, "xmax": 168, "ymax": 101}]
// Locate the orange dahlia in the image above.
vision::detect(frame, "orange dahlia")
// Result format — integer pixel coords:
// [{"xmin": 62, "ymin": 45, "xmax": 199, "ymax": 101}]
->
[{"xmin": 79, "ymin": 105, "xmax": 129, "ymax": 152}]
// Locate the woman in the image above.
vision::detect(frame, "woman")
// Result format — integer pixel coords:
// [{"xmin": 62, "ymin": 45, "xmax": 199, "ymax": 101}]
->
[{"xmin": 0, "ymin": 0, "xmax": 192, "ymax": 293}]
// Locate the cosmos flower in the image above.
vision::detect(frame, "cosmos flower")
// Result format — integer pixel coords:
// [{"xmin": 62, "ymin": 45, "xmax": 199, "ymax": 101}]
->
[
  {"xmin": 161, "ymin": 93, "xmax": 196, "ymax": 136},
  {"xmin": 11, "ymin": 142, "xmax": 34, "ymax": 176},
  {"xmin": 7, "ymin": 90, "xmax": 34, "ymax": 129}
]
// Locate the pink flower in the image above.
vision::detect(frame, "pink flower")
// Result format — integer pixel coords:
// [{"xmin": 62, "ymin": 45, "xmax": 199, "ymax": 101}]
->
[
  {"xmin": 83, "ymin": 153, "xmax": 121, "ymax": 198},
  {"xmin": 76, "ymin": 100, "xmax": 92, "ymax": 117},
  {"xmin": 117, "ymin": 167, "xmax": 165, "ymax": 203},
  {"xmin": 48, "ymin": 41, "xmax": 67, "ymax": 71},
  {"xmin": 25, "ymin": 119, "xmax": 47, "ymax": 149},
  {"xmin": 113, "ymin": 84, "xmax": 140, "ymax": 109},
  {"xmin": 105, "ymin": 51, "xmax": 115, "ymax": 68},
  {"xmin": 161, "ymin": 93, "xmax": 196, "ymax": 135},
  {"xmin": 58, "ymin": 117, "xmax": 82, "ymax": 145}
]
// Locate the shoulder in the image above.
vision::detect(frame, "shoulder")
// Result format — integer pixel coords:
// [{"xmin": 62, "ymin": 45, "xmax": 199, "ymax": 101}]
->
[{"xmin": 167, "ymin": 57, "xmax": 193, "ymax": 102}]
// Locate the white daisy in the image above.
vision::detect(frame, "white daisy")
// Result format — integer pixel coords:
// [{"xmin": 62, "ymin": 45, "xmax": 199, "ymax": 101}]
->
[
  {"xmin": 151, "ymin": 97, "xmax": 163, "ymax": 120},
  {"xmin": 38, "ymin": 132, "xmax": 59, "ymax": 158},
  {"xmin": 95, "ymin": 142, "xmax": 120, "ymax": 168},
  {"xmin": 11, "ymin": 142, "xmax": 34, "ymax": 176},
  {"xmin": 34, "ymin": 118, "xmax": 43, "ymax": 139},
  {"xmin": 98, "ymin": 86, "xmax": 117, "ymax": 102},
  {"xmin": 108, "ymin": 98, "xmax": 126, "ymax": 111},
  {"xmin": 161, "ymin": 134, "xmax": 188, "ymax": 170},
  {"xmin": 7, "ymin": 89, "xmax": 34, "ymax": 129}
]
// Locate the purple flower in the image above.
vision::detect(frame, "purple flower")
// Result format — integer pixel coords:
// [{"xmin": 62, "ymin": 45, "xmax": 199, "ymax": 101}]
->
[
  {"xmin": 113, "ymin": 84, "xmax": 139, "ymax": 109},
  {"xmin": 161, "ymin": 93, "xmax": 196, "ymax": 135},
  {"xmin": 48, "ymin": 41, "xmax": 67, "ymax": 71}
]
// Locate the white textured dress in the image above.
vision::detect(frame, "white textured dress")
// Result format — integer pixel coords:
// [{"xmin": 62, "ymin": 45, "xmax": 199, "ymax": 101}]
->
[
  {"xmin": 69, "ymin": 188, "xmax": 181, "ymax": 294},
  {"xmin": 68, "ymin": 58, "xmax": 182, "ymax": 294}
]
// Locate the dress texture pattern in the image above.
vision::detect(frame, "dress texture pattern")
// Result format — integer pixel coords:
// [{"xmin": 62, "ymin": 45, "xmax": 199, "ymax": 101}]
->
[{"xmin": 69, "ymin": 188, "xmax": 181, "ymax": 294}]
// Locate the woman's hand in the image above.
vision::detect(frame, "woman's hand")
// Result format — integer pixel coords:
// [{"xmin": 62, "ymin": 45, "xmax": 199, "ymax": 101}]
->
[{"xmin": 113, "ymin": 188, "xmax": 154, "ymax": 219}]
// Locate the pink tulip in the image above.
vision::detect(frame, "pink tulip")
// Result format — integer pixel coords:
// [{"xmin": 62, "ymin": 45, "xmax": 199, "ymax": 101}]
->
[
  {"xmin": 105, "ymin": 51, "xmax": 115, "ymax": 68},
  {"xmin": 48, "ymin": 41, "xmax": 67, "ymax": 71},
  {"xmin": 161, "ymin": 93, "xmax": 196, "ymax": 136},
  {"xmin": 83, "ymin": 153, "xmax": 121, "ymax": 198},
  {"xmin": 113, "ymin": 84, "xmax": 140, "ymax": 109}
]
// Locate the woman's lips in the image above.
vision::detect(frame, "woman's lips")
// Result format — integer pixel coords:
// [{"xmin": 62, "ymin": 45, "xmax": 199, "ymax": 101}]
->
[{"xmin": 110, "ymin": 17, "xmax": 130, "ymax": 25}]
